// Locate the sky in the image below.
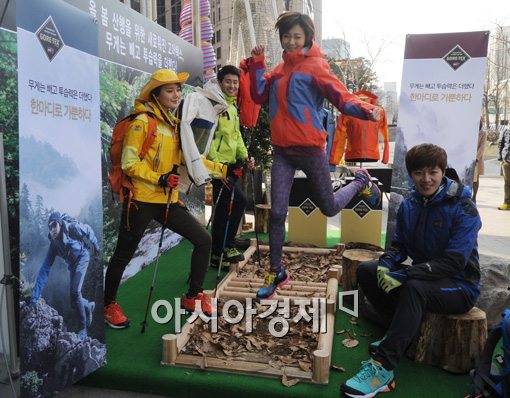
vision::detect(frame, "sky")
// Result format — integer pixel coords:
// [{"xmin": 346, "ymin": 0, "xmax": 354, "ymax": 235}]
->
[{"xmin": 322, "ymin": 0, "xmax": 510, "ymax": 91}]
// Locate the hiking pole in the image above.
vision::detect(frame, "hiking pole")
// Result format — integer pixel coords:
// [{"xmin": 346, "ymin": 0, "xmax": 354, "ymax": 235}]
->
[
  {"xmin": 140, "ymin": 165, "xmax": 178, "ymax": 334},
  {"xmin": 250, "ymin": 167, "xmax": 262, "ymax": 268},
  {"xmin": 213, "ymin": 177, "xmax": 236, "ymax": 298},
  {"xmin": 206, "ymin": 180, "xmax": 226, "ymax": 231}
]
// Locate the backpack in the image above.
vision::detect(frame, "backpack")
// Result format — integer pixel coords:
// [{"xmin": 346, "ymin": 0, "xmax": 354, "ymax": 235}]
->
[
  {"xmin": 466, "ymin": 310, "xmax": 510, "ymax": 398},
  {"xmin": 107, "ymin": 112, "xmax": 158, "ymax": 203}
]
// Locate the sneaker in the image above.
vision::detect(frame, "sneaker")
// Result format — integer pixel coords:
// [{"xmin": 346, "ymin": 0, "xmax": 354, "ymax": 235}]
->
[
  {"xmin": 341, "ymin": 359, "xmax": 395, "ymax": 397},
  {"xmin": 498, "ymin": 203, "xmax": 510, "ymax": 210},
  {"xmin": 104, "ymin": 301, "xmax": 130, "ymax": 329},
  {"xmin": 182, "ymin": 293, "xmax": 213, "ymax": 317},
  {"xmin": 255, "ymin": 264, "xmax": 289, "ymax": 301},
  {"xmin": 223, "ymin": 247, "xmax": 245, "ymax": 263},
  {"xmin": 354, "ymin": 169, "xmax": 382, "ymax": 207},
  {"xmin": 85, "ymin": 301, "xmax": 95, "ymax": 327},
  {"xmin": 210, "ymin": 253, "xmax": 230, "ymax": 270}
]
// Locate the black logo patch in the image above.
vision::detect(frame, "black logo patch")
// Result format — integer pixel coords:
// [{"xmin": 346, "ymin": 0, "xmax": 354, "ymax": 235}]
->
[
  {"xmin": 299, "ymin": 198, "xmax": 317, "ymax": 216},
  {"xmin": 36, "ymin": 16, "xmax": 64, "ymax": 62},
  {"xmin": 443, "ymin": 45, "xmax": 470, "ymax": 71},
  {"xmin": 353, "ymin": 200, "xmax": 370, "ymax": 219}
]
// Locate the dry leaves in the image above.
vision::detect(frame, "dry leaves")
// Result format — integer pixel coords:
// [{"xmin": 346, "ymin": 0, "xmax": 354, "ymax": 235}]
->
[
  {"xmin": 342, "ymin": 338, "xmax": 359, "ymax": 348},
  {"xmin": 281, "ymin": 370, "xmax": 300, "ymax": 387}
]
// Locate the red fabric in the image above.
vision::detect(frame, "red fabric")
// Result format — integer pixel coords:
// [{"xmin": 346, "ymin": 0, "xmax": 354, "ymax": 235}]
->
[
  {"xmin": 237, "ymin": 58, "xmax": 261, "ymax": 128},
  {"xmin": 329, "ymin": 90, "xmax": 390, "ymax": 164}
]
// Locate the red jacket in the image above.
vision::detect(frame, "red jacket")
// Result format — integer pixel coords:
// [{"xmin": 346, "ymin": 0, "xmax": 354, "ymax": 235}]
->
[
  {"xmin": 249, "ymin": 42, "xmax": 376, "ymax": 148},
  {"xmin": 329, "ymin": 90, "xmax": 389, "ymax": 164},
  {"xmin": 237, "ymin": 58, "xmax": 261, "ymax": 128}
]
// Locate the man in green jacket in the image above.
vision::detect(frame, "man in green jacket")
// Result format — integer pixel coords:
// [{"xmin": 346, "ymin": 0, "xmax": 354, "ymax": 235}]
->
[{"xmin": 207, "ymin": 65, "xmax": 254, "ymax": 268}]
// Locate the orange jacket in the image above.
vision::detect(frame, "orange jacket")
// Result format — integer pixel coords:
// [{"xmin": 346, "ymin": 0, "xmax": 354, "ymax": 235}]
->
[
  {"xmin": 329, "ymin": 90, "xmax": 389, "ymax": 164},
  {"xmin": 237, "ymin": 58, "xmax": 261, "ymax": 128}
]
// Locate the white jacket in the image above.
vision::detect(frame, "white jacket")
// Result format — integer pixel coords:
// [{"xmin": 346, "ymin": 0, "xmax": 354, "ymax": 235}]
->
[{"xmin": 180, "ymin": 79, "xmax": 228, "ymax": 186}]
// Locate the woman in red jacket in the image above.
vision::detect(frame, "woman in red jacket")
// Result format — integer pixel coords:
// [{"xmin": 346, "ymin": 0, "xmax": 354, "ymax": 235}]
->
[{"xmin": 249, "ymin": 12, "xmax": 382, "ymax": 300}]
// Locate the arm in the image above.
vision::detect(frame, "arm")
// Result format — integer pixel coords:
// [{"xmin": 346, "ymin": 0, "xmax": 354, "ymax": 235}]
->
[
  {"xmin": 248, "ymin": 46, "xmax": 271, "ymax": 105},
  {"xmin": 385, "ymin": 203, "xmax": 409, "ymax": 265},
  {"xmin": 121, "ymin": 118, "xmax": 161, "ymax": 185},
  {"xmin": 235, "ymin": 129, "xmax": 249, "ymax": 161},
  {"xmin": 312, "ymin": 58, "xmax": 378, "ymax": 120},
  {"xmin": 498, "ymin": 131, "xmax": 506, "ymax": 161},
  {"xmin": 406, "ymin": 199, "xmax": 481, "ymax": 280},
  {"xmin": 31, "ymin": 247, "xmax": 56, "ymax": 301}
]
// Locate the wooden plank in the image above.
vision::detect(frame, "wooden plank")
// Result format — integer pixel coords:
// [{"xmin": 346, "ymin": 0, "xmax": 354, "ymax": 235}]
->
[
  {"xmin": 171, "ymin": 354, "xmax": 313, "ymax": 381},
  {"xmin": 231, "ymin": 277, "xmax": 326, "ymax": 287},
  {"xmin": 227, "ymin": 280, "xmax": 327, "ymax": 292}
]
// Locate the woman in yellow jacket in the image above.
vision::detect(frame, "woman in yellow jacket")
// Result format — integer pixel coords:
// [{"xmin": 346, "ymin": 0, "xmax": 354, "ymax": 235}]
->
[{"xmin": 104, "ymin": 69, "xmax": 213, "ymax": 329}]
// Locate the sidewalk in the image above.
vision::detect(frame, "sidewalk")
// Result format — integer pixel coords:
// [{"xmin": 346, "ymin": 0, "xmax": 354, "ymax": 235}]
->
[{"xmin": 474, "ymin": 175, "xmax": 510, "ymax": 259}]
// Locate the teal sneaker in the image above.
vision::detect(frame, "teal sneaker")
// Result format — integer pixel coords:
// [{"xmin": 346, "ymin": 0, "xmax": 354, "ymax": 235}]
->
[
  {"xmin": 224, "ymin": 247, "xmax": 245, "ymax": 263},
  {"xmin": 341, "ymin": 359, "xmax": 395, "ymax": 397},
  {"xmin": 354, "ymin": 169, "xmax": 382, "ymax": 207},
  {"xmin": 255, "ymin": 265, "xmax": 289, "ymax": 301}
]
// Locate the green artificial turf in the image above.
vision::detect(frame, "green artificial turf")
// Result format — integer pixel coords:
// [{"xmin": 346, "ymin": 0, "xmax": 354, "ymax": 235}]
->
[{"xmin": 79, "ymin": 232, "xmax": 471, "ymax": 397}]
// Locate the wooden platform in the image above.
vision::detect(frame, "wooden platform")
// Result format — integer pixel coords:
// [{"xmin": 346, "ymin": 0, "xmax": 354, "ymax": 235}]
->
[{"xmin": 161, "ymin": 242, "xmax": 342, "ymax": 384}]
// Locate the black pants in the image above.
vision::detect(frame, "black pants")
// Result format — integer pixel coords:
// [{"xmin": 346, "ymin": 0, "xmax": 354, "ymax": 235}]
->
[
  {"xmin": 104, "ymin": 201, "xmax": 211, "ymax": 305},
  {"xmin": 357, "ymin": 260, "xmax": 474, "ymax": 370},
  {"xmin": 211, "ymin": 179, "xmax": 246, "ymax": 255}
]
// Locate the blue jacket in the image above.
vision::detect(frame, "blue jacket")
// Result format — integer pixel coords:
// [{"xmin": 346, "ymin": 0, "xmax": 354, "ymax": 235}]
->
[
  {"xmin": 31, "ymin": 218, "xmax": 98, "ymax": 301},
  {"xmin": 389, "ymin": 177, "xmax": 482, "ymax": 303}
]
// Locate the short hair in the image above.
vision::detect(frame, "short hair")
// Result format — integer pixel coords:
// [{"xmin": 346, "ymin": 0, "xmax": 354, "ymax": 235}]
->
[
  {"xmin": 405, "ymin": 143, "xmax": 448, "ymax": 175},
  {"xmin": 275, "ymin": 12, "xmax": 315, "ymax": 48},
  {"xmin": 217, "ymin": 65, "xmax": 240, "ymax": 82}
]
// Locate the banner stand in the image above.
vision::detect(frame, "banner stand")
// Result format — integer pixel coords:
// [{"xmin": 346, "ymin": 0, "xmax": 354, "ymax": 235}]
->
[{"xmin": 0, "ymin": 125, "xmax": 20, "ymax": 379}]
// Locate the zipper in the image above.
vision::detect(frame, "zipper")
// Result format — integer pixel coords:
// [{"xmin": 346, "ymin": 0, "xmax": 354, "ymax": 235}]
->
[{"xmin": 216, "ymin": 135, "xmax": 223, "ymax": 152}]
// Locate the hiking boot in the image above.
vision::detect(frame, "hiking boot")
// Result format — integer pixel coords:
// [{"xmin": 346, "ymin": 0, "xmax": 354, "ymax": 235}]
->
[
  {"xmin": 354, "ymin": 169, "xmax": 382, "ymax": 207},
  {"xmin": 223, "ymin": 247, "xmax": 245, "ymax": 263},
  {"xmin": 255, "ymin": 264, "xmax": 289, "ymax": 301},
  {"xmin": 78, "ymin": 328, "xmax": 88, "ymax": 341},
  {"xmin": 368, "ymin": 337, "xmax": 385, "ymax": 357},
  {"xmin": 232, "ymin": 237, "xmax": 251, "ymax": 250},
  {"xmin": 182, "ymin": 293, "xmax": 213, "ymax": 317},
  {"xmin": 341, "ymin": 359, "xmax": 395, "ymax": 397},
  {"xmin": 498, "ymin": 203, "xmax": 510, "ymax": 210},
  {"xmin": 210, "ymin": 253, "xmax": 230, "ymax": 270},
  {"xmin": 85, "ymin": 301, "xmax": 95, "ymax": 327},
  {"xmin": 104, "ymin": 301, "xmax": 130, "ymax": 329}
]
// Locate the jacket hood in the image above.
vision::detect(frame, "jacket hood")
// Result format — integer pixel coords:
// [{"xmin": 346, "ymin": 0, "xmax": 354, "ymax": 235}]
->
[
  {"xmin": 132, "ymin": 99, "xmax": 180, "ymax": 126},
  {"xmin": 354, "ymin": 90, "xmax": 378, "ymax": 105},
  {"xmin": 194, "ymin": 79, "xmax": 228, "ymax": 108}
]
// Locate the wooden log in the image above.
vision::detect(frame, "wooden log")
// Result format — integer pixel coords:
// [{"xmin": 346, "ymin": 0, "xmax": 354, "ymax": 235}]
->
[
  {"xmin": 312, "ymin": 349, "xmax": 330, "ymax": 384},
  {"xmin": 341, "ymin": 248, "xmax": 382, "ymax": 291},
  {"xmin": 231, "ymin": 276, "xmax": 326, "ymax": 287},
  {"xmin": 255, "ymin": 204, "xmax": 271, "ymax": 233},
  {"xmin": 161, "ymin": 334, "xmax": 178, "ymax": 365},
  {"xmin": 326, "ymin": 276, "xmax": 338, "ymax": 313},
  {"xmin": 406, "ymin": 307, "xmax": 487, "ymax": 374}
]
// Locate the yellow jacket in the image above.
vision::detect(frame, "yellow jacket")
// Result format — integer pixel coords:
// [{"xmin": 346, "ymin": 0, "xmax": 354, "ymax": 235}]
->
[{"xmin": 121, "ymin": 100, "xmax": 181, "ymax": 204}]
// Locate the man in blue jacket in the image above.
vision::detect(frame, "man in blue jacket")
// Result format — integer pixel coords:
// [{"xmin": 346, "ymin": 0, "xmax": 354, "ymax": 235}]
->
[
  {"xmin": 31, "ymin": 211, "xmax": 99, "ymax": 340},
  {"xmin": 341, "ymin": 143, "xmax": 482, "ymax": 397}
]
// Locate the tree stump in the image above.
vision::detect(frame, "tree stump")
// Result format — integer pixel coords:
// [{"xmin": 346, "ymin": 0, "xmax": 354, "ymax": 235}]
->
[
  {"xmin": 341, "ymin": 248, "xmax": 382, "ymax": 291},
  {"xmin": 255, "ymin": 204, "xmax": 271, "ymax": 233},
  {"xmin": 406, "ymin": 307, "xmax": 487, "ymax": 374}
]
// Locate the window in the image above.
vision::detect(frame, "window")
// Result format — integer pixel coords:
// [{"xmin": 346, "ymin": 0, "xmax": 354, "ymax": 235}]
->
[
  {"xmin": 216, "ymin": 30, "xmax": 221, "ymax": 43},
  {"xmin": 216, "ymin": 47, "xmax": 221, "ymax": 60}
]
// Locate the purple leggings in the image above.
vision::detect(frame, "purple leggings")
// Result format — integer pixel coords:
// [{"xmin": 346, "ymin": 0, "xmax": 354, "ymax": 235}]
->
[{"xmin": 269, "ymin": 153, "xmax": 362, "ymax": 269}]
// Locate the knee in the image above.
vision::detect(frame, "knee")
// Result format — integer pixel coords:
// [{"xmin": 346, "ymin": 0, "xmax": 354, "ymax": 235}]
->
[
  {"xmin": 320, "ymin": 207, "xmax": 336, "ymax": 217},
  {"xmin": 357, "ymin": 260, "xmax": 378, "ymax": 279},
  {"xmin": 270, "ymin": 208, "xmax": 286, "ymax": 224}
]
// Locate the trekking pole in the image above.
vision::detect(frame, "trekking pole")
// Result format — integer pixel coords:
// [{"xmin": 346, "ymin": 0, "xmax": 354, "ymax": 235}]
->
[
  {"xmin": 206, "ymin": 180, "xmax": 226, "ymax": 231},
  {"xmin": 140, "ymin": 165, "xmax": 178, "ymax": 334},
  {"xmin": 213, "ymin": 177, "xmax": 236, "ymax": 298},
  {"xmin": 250, "ymin": 167, "xmax": 262, "ymax": 268}
]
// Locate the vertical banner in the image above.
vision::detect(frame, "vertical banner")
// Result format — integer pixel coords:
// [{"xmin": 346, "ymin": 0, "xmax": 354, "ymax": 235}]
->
[
  {"xmin": 387, "ymin": 31, "xmax": 489, "ymax": 246},
  {"xmin": 17, "ymin": 0, "xmax": 106, "ymax": 396},
  {"xmin": 67, "ymin": 0, "xmax": 204, "ymax": 284}
]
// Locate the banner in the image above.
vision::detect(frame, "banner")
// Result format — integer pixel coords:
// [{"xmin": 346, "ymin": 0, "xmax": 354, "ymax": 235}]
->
[
  {"xmin": 17, "ymin": 0, "xmax": 106, "ymax": 396},
  {"xmin": 387, "ymin": 31, "xmax": 489, "ymax": 246}
]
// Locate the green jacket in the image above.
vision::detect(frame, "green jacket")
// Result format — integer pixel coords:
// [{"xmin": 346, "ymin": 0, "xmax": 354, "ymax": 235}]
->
[{"xmin": 207, "ymin": 95, "xmax": 248, "ymax": 164}]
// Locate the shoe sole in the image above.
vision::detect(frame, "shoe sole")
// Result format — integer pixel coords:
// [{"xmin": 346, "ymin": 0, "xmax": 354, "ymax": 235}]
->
[
  {"xmin": 104, "ymin": 319, "xmax": 130, "ymax": 329},
  {"xmin": 342, "ymin": 380, "xmax": 395, "ymax": 398}
]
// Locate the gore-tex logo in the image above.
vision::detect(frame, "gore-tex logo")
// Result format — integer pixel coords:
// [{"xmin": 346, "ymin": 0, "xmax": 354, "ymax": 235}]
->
[
  {"xmin": 443, "ymin": 45, "xmax": 470, "ymax": 71},
  {"xmin": 299, "ymin": 198, "xmax": 317, "ymax": 216},
  {"xmin": 36, "ymin": 16, "xmax": 64, "ymax": 62}
]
